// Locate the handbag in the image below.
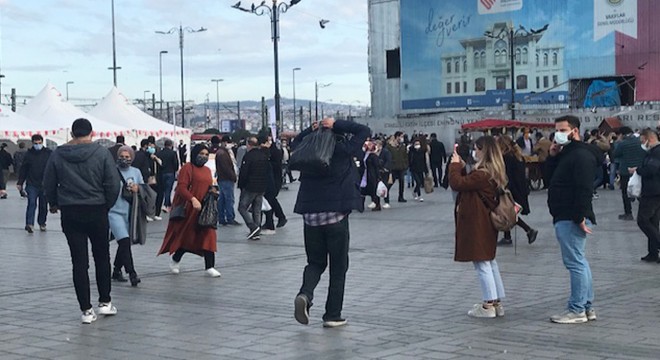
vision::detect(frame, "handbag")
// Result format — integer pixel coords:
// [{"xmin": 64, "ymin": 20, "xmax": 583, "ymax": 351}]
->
[
  {"xmin": 147, "ymin": 176, "xmax": 157, "ymax": 185},
  {"xmin": 479, "ymin": 188, "xmax": 519, "ymax": 232},
  {"xmin": 117, "ymin": 169, "xmax": 133, "ymax": 203},
  {"xmin": 169, "ymin": 203, "xmax": 187, "ymax": 221},
  {"xmin": 197, "ymin": 190, "xmax": 219, "ymax": 228},
  {"xmin": 289, "ymin": 129, "xmax": 336, "ymax": 176},
  {"xmin": 262, "ymin": 198, "xmax": 272, "ymax": 212},
  {"xmin": 423, "ymin": 174, "xmax": 434, "ymax": 194}
]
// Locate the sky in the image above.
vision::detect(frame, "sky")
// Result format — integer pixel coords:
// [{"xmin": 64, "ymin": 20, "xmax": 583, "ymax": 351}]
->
[
  {"xmin": 400, "ymin": 0, "xmax": 616, "ymax": 100},
  {"xmin": 0, "ymin": 0, "xmax": 370, "ymax": 107}
]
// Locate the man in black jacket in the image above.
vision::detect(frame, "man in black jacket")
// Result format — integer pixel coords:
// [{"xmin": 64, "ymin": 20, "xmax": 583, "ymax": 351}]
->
[
  {"xmin": 292, "ymin": 118, "xmax": 370, "ymax": 328},
  {"xmin": 546, "ymin": 115, "xmax": 598, "ymax": 325},
  {"xmin": 155, "ymin": 139, "xmax": 179, "ymax": 214},
  {"xmin": 44, "ymin": 118, "xmax": 120, "ymax": 324},
  {"xmin": 237, "ymin": 135, "xmax": 269, "ymax": 240},
  {"xmin": 16, "ymin": 134, "xmax": 52, "ymax": 233},
  {"xmin": 429, "ymin": 133, "xmax": 447, "ymax": 188},
  {"xmin": 632, "ymin": 129, "xmax": 660, "ymax": 262},
  {"xmin": 0, "ymin": 142, "xmax": 13, "ymax": 198}
]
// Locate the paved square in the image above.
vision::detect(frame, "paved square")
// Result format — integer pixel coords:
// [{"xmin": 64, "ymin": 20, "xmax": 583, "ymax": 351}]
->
[{"xmin": 1, "ymin": 180, "xmax": 658, "ymax": 359}]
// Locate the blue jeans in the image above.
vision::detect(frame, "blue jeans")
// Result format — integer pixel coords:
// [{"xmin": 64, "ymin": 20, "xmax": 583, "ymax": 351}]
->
[
  {"xmin": 554, "ymin": 220, "xmax": 594, "ymax": 313},
  {"xmin": 26, "ymin": 184, "xmax": 47, "ymax": 226},
  {"xmin": 609, "ymin": 162, "xmax": 618, "ymax": 188},
  {"xmin": 473, "ymin": 260, "xmax": 505, "ymax": 301},
  {"xmin": 161, "ymin": 173, "xmax": 176, "ymax": 207},
  {"xmin": 217, "ymin": 180, "xmax": 236, "ymax": 224}
]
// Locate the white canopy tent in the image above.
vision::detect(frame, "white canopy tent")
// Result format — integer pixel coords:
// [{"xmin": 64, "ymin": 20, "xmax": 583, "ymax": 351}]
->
[
  {"xmin": 0, "ymin": 105, "xmax": 67, "ymax": 145},
  {"xmin": 89, "ymin": 87, "xmax": 191, "ymax": 149},
  {"xmin": 21, "ymin": 83, "xmax": 133, "ymax": 144}
]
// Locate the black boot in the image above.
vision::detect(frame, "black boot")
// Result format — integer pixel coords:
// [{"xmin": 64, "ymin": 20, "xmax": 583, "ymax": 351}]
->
[
  {"xmin": 129, "ymin": 272, "xmax": 141, "ymax": 287},
  {"xmin": 112, "ymin": 268, "xmax": 128, "ymax": 282},
  {"xmin": 497, "ymin": 238, "xmax": 513, "ymax": 246}
]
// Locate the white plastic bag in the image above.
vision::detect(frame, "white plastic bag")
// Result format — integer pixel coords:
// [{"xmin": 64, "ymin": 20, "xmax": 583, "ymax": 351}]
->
[
  {"xmin": 628, "ymin": 172, "xmax": 642, "ymax": 198},
  {"xmin": 261, "ymin": 198, "xmax": 272, "ymax": 212},
  {"xmin": 376, "ymin": 181, "xmax": 388, "ymax": 198}
]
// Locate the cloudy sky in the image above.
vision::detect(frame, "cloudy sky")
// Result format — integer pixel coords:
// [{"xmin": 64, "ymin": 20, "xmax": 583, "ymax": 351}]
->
[{"xmin": 0, "ymin": 0, "xmax": 369, "ymax": 107}]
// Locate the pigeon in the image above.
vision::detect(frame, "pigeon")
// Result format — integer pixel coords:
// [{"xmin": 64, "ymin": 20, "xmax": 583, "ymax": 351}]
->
[{"xmin": 319, "ymin": 19, "xmax": 329, "ymax": 29}]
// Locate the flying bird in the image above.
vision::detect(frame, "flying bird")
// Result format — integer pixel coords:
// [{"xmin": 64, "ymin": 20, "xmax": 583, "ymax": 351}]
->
[
  {"xmin": 319, "ymin": 19, "xmax": 330, "ymax": 29},
  {"xmin": 232, "ymin": 1, "xmax": 241, "ymax": 8}
]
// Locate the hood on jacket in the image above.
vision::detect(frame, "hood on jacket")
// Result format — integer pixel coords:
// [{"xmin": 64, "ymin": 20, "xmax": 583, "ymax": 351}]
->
[{"xmin": 56, "ymin": 142, "xmax": 105, "ymax": 163}]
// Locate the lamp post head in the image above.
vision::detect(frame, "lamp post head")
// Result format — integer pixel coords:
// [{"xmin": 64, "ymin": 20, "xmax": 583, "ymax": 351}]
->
[
  {"xmin": 160, "ymin": 50, "xmax": 168, "ymax": 55},
  {"xmin": 293, "ymin": 67, "xmax": 301, "ymax": 71},
  {"xmin": 66, "ymin": 81, "xmax": 74, "ymax": 85}
]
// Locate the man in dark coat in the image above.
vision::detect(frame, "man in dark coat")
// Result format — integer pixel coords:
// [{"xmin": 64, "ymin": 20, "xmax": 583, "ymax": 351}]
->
[
  {"xmin": 429, "ymin": 133, "xmax": 447, "ymax": 188},
  {"xmin": 0, "ymin": 142, "xmax": 13, "ymax": 196},
  {"xmin": 613, "ymin": 127, "xmax": 646, "ymax": 220},
  {"xmin": 237, "ymin": 136, "xmax": 269, "ymax": 240},
  {"xmin": 155, "ymin": 139, "xmax": 179, "ymax": 215},
  {"xmin": 633, "ymin": 129, "xmax": 660, "ymax": 263},
  {"xmin": 545, "ymin": 115, "xmax": 598, "ymax": 324},
  {"xmin": 178, "ymin": 140, "xmax": 187, "ymax": 164},
  {"xmin": 292, "ymin": 118, "xmax": 370, "ymax": 328},
  {"xmin": 17, "ymin": 134, "xmax": 52, "ymax": 233}
]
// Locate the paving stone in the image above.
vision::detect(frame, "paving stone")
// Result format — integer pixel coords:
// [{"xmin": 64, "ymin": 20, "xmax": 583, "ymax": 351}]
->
[{"xmin": 0, "ymin": 181, "xmax": 659, "ymax": 359}]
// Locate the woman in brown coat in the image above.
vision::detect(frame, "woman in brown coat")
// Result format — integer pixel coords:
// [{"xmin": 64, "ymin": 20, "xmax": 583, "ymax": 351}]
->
[
  {"xmin": 158, "ymin": 144, "xmax": 220, "ymax": 277},
  {"xmin": 449, "ymin": 136, "xmax": 508, "ymax": 318}
]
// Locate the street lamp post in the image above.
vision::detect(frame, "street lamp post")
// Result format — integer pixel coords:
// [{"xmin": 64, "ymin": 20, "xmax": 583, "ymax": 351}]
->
[
  {"xmin": 156, "ymin": 25, "xmax": 207, "ymax": 128},
  {"xmin": 66, "ymin": 81, "xmax": 74, "ymax": 101},
  {"xmin": 484, "ymin": 23, "xmax": 548, "ymax": 120},
  {"xmin": 109, "ymin": 0, "xmax": 121, "ymax": 86},
  {"xmin": 143, "ymin": 90, "xmax": 151, "ymax": 111},
  {"xmin": 211, "ymin": 79, "xmax": 224, "ymax": 131},
  {"xmin": 159, "ymin": 50, "xmax": 168, "ymax": 120},
  {"xmin": 292, "ymin": 67, "xmax": 301, "ymax": 131},
  {"xmin": 315, "ymin": 81, "xmax": 332, "ymax": 121},
  {"xmin": 232, "ymin": 0, "xmax": 304, "ymax": 135}
]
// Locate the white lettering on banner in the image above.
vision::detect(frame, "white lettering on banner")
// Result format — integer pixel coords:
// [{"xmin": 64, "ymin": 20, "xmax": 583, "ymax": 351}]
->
[
  {"xmin": 594, "ymin": 0, "xmax": 637, "ymax": 41},
  {"xmin": 478, "ymin": 0, "xmax": 523, "ymax": 15}
]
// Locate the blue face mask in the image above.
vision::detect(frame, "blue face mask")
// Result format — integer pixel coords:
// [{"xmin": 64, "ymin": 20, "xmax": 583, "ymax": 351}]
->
[
  {"xmin": 33, "ymin": 144, "xmax": 44, "ymax": 151},
  {"xmin": 147, "ymin": 147, "xmax": 156, "ymax": 154}
]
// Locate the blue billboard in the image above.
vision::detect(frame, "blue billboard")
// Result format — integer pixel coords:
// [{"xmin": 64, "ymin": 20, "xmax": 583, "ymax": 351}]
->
[{"xmin": 399, "ymin": 0, "xmax": 639, "ymax": 111}]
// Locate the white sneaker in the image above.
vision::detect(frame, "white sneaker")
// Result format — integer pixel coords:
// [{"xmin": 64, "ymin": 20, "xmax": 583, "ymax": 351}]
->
[
  {"xmin": 550, "ymin": 310, "xmax": 587, "ymax": 324},
  {"xmin": 81, "ymin": 308, "xmax": 97, "ymax": 324},
  {"xmin": 97, "ymin": 302, "xmax": 117, "ymax": 316},
  {"xmin": 494, "ymin": 303, "xmax": 505, "ymax": 317},
  {"xmin": 414, "ymin": 196, "xmax": 419, "ymax": 200},
  {"xmin": 206, "ymin": 268, "xmax": 222, "ymax": 277},
  {"xmin": 153, "ymin": 216, "xmax": 163, "ymax": 221},
  {"xmin": 170, "ymin": 259, "xmax": 180, "ymax": 274},
  {"xmin": 382, "ymin": 203, "xmax": 391, "ymax": 209},
  {"xmin": 260, "ymin": 229, "xmax": 276, "ymax": 235},
  {"xmin": 146, "ymin": 216, "xmax": 155, "ymax": 222},
  {"xmin": 418, "ymin": 197, "xmax": 424, "ymax": 202},
  {"xmin": 367, "ymin": 202, "xmax": 376, "ymax": 209},
  {"xmin": 467, "ymin": 304, "xmax": 496, "ymax": 318}
]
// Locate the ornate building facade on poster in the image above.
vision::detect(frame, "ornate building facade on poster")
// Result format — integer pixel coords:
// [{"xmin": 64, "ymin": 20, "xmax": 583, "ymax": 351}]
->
[{"xmin": 440, "ymin": 22, "xmax": 564, "ymax": 98}]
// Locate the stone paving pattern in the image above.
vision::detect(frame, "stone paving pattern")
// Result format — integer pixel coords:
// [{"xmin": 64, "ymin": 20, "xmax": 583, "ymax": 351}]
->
[{"xmin": 1, "ymin": 179, "xmax": 659, "ymax": 360}]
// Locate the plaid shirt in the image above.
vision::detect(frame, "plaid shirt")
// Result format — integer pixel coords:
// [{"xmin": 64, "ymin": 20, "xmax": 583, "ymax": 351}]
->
[{"xmin": 302, "ymin": 212, "xmax": 347, "ymax": 227}]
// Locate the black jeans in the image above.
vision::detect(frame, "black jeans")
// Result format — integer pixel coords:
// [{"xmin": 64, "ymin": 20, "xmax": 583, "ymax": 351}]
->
[
  {"xmin": 503, "ymin": 218, "xmax": 532, "ymax": 239},
  {"xmin": 386, "ymin": 170, "xmax": 406, "ymax": 202},
  {"xmin": 412, "ymin": 171, "xmax": 424, "ymax": 197},
  {"xmin": 620, "ymin": 175, "xmax": 633, "ymax": 215},
  {"xmin": 431, "ymin": 162, "xmax": 443, "ymax": 187},
  {"xmin": 61, "ymin": 205, "xmax": 112, "ymax": 311},
  {"xmin": 173, "ymin": 248, "xmax": 215, "ymax": 269},
  {"xmin": 114, "ymin": 238, "xmax": 136, "ymax": 275},
  {"xmin": 637, "ymin": 196, "xmax": 660, "ymax": 256},
  {"xmin": 299, "ymin": 217, "xmax": 350, "ymax": 321}
]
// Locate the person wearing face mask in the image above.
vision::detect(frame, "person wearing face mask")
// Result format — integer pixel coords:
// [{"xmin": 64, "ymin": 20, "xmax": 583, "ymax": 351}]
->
[
  {"xmin": 612, "ymin": 127, "xmax": 647, "ymax": 221},
  {"xmin": 545, "ymin": 115, "xmax": 599, "ymax": 324},
  {"xmin": 237, "ymin": 136, "xmax": 270, "ymax": 240},
  {"xmin": 408, "ymin": 138, "xmax": 429, "ymax": 202},
  {"xmin": 360, "ymin": 141, "xmax": 382, "ymax": 211},
  {"xmin": 449, "ymin": 136, "xmax": 508, "ymax": 318},
  {"xmin": 628, "ymin": 129, "xmax": 660, "ymax": 263},
  {"xmin": 108, "ymin": 147, "xmax": 144, "ymax": 286},
  {"xmin": 132, "ymin": 139, "xmax": 153, "ymax": 184},
  {"xmin": 385, "ymin": 131, "xmax": 409, "ymax": 203},
  {"xmin": 158, "ymin": 144, "xmax": 221, "ymax": 277},
  {"xmin": 17, "ymin": 134, "xmax": 52, "ymax": 233},
  {"xmin": 154, "ymin": 139, "xmax": 179, "ymax": 214}
]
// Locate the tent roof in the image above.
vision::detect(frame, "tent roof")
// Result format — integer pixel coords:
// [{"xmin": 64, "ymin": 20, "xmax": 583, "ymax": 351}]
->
[
  {"xmin": 20, "ymin": 83, "xmax": 131, "ymax": 136},
  {"xmin": 89, "ymin": 87, "xmax": 191, "ymax": 137},
  {"xmin": 461, "ymin": 119, "xmax": 556, "ymax": 131},
  {"xmin": 0, "ymin": 105, "xmax": 60, "ymax": 133}
]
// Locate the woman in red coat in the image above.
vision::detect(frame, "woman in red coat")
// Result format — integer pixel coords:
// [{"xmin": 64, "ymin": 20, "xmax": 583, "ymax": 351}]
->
[
  {"xmin": 449, "ymin": 136, "xmax": 507, "ymax": 318},
  {"xmin": 158, "ymin": 144, "xmax": 220, "ymax": 277}
]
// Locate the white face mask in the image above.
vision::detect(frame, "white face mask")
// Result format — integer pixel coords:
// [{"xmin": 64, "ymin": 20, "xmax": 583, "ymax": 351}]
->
[
  {"xmin": 472, "ymin": 150, "xmax": 478, "ymax": 161},
  {"xmin": 414, "ymin": 145, "xmax": 421, "ymax": 150},
  {"xmin": 554, "ymin": 131, "xmax": 571, "ymax": 145},
  {"xmin": 642, "ymin": 142, "xmax": 650, "ymax": 151}
]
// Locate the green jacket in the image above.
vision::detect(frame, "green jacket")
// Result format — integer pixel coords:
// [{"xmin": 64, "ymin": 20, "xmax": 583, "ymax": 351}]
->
[
  {"xmin": 387, "ymin": 143, "xmax": 409, "ymax": 171},
  {"xmin": 613, "ymin": 135, "xmax": 646, "ymax": 176}
]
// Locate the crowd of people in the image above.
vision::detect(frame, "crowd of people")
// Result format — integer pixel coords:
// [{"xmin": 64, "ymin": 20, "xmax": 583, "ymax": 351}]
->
[{"xmin": 1, "ymin": 114, "xmax": 659, "ymax": 328}]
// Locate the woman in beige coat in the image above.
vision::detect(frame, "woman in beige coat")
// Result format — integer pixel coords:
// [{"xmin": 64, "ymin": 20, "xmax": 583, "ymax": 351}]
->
[{"xmin": 449, "ymin": 136, "xmax": 508, "ymax": 318}]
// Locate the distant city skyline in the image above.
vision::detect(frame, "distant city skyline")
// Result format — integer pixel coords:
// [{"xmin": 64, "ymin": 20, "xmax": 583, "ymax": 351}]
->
[{"xmin": 0, "ymin": 0, "xmax": 370, "ymax": 106}]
